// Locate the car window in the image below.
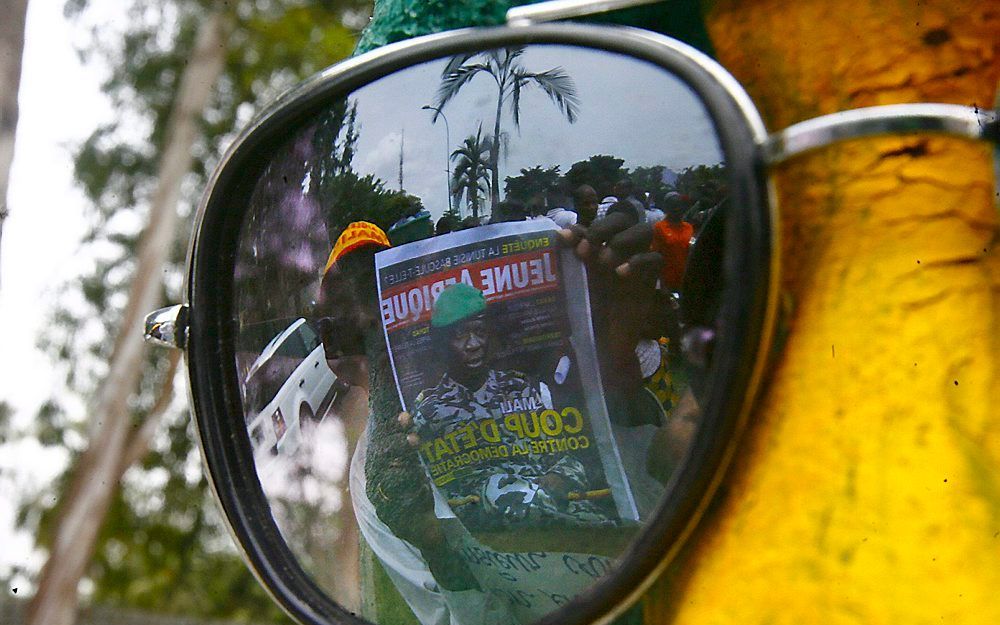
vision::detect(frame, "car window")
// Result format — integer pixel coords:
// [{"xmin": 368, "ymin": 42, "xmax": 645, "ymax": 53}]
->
[
  {"xmin": 247, "ymin": 359, "xmax": 299, "ymax": 415},
  {"xmin": 244, "ymin": 322, "xmax": 324, "ymax": 425},
  {"xmin": 274, "ymin": 334, "xmax": 303, "ymax": 359},
  {"xmin": 297, "ymin": 322, "xmax": 321, "ymax": 351},
  {"xmin": 275, "ymin": 324, "xmax": 318, "ymax": 358}
]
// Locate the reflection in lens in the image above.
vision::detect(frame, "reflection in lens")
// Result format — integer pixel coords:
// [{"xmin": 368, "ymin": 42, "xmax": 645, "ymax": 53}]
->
[{"xmin": 232, "ymin": 45, "xmax": 727, "ymax": 624}]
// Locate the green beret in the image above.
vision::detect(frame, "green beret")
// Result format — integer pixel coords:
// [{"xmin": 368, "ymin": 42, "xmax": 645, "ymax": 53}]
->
[{"xmin": 431, "ymin": 283, "xmax": 486, "ymax": 328}]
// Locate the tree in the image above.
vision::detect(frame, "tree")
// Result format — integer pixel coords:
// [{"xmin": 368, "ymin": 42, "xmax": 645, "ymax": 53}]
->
[
  {"xmin": 672, "ymin": 163, "xmax": 726, "ymax": 209},
  {"xmin": 449, "ymin": 126, "xmax": 493, "ymax": 219},
  {"xmin": 503, "ymin": 164, "xmax": 561, "ymax": 205},
  {"xmin": 0, "ymin": 0, "xmax": 30, "ymax": 288},
  {"xmin": 21, "ymin": 1, "xmax": 367, "ymax": 624},
  {"xmin": 564, "ymin": 154, "xmax": 627, "ymax": 199},
  {"xmin": 432, "ymin": 46, "xmax": 579, "ymax": 212},
  {"xmin": 25, "ymin": 13, "xmax": 230, "ymax": 625},
  {"xmin": 629, "ymin": 165, "xmax": 674, "ymax": 210},
  {"xmin": 307, "ymin": 99, "xmax": 419, "ymax": 237}
]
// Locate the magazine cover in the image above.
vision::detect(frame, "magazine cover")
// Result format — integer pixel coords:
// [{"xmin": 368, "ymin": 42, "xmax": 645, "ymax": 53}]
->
[{"xmin": 375, "ymin": 219, "xmax": 638, "ymax": 527}]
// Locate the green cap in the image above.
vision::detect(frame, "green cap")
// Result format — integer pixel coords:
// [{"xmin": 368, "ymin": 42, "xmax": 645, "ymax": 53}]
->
[{"xmin": 431, "ymin": 283, "xmax": 486, "ymax": 328}]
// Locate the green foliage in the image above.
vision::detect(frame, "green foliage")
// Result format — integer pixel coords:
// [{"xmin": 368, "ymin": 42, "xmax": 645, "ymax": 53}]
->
[
  {"xmin": 432, "ymin": 46, "xmax": 579, "ymax": 212},
  {"xmin": 674, "ymin": 163, "xmax": 728, "ymax": 210},
  {"xmin": 503, "ymin": 165, "xmax": 561, "ymax": 204},
  {"xmin": 308, "ymin": 99, "xmax": 417, "ymax": 235},
  {"xmin": 564, "ymin": 155, "xmax": 627, "ymax": 199},
  {"xmin": 231, "ymin": 94, "xmax": 417, "ymax": 331},
  {"xmin": 319, "ymin": 171, "xmax": 418, "ymax": 236},
  {"xmin": 497, "ymin": 156, "xmax": 727, "ymax": 221},
  {"xmin": 73, "ymin": 128, "xmax": 152, "ymax": 217},
  {"xmin": 383, "ymin": 192, "xmax": 426, "ymax": 222},
  {"xmin": 630, "ymin": 165, "xmax": 673, "ymax": 211},
  {"xmin": 449, "ymin": 127, "xmax": 493, "ymax": 219},
  {"xmin": 231, "ymin": 6, "xmax": 358, "ymax": 99},
  {"xmin": 0, "ymin": 401, "xmax": 11, "ymax": 445},
  {"xmin": 86, "ymin": 422, "xmax": 290, "ymax": 623},
  {"xmin": 64, "ymin": 0, "xmax": 368, "ymax": 248},
  {"xmin": 33, "ymin": 401, "xmax": 69, "ymax": 448}
]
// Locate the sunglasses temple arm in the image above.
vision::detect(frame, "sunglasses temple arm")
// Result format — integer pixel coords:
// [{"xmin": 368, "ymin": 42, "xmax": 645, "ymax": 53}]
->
[{"xmin": 762, "ymin": 103, "xmax": 999, "ymax": 166}]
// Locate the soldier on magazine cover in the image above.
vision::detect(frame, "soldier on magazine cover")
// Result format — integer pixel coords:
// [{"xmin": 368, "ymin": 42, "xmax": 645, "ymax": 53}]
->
[{"xmin": 412, "ymin": 283, "xmax": 615, "ymax": 529}]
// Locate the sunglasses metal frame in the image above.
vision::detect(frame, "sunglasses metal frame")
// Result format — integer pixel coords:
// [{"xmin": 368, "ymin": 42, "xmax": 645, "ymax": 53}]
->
[{"xmin": 149, "ymin": 13, "xmax": 999, "ymax": 625}]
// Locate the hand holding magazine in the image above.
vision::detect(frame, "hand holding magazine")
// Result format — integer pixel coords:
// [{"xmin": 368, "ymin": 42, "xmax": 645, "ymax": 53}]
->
[{"xmin": 376, "ymin": 219, "xmax": 639, "ymax": 530}]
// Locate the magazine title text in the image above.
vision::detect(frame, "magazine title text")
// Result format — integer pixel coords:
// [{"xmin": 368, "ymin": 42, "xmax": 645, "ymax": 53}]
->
[{"xmin": 380, "ymin": 247, "xmax": 559, "ymax": 330}]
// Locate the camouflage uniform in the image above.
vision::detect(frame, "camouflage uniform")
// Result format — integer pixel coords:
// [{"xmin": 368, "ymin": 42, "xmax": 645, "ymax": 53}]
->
[{"xmin": 413, "ymin": 368, "xmax": 615, "ymax": 529}]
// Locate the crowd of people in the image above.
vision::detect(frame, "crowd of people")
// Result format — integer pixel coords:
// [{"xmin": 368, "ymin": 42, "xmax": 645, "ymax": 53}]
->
[{"xmin": 387, "ymin": 175, "xmax": 722, "ymax": 256}]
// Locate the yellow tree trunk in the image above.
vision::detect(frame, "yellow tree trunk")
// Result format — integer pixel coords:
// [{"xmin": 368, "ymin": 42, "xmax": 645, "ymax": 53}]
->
[{"xmin": 645, "ymin": 2, "xmax": 1000, "ymax": 624}]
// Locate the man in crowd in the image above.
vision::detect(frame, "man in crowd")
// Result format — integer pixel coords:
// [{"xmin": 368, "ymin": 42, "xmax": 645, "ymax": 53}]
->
[{"xmin": 651, "ymin": 192, "xmax": 695, "ymax": 292}]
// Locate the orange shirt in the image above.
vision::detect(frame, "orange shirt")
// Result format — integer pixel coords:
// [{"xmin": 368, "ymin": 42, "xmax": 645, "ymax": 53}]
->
[{"xmin": 651, "ymin": 219, "xmax": 694, "ymax": 289}]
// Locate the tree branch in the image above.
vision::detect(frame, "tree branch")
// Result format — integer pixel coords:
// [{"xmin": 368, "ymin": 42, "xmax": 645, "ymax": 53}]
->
[{"xmin": 121, "ymin": 350, "xmax": 182, "ymax": 471}]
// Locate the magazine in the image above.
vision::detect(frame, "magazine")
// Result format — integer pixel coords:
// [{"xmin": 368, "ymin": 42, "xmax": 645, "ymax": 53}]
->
[{"xmin": 375, "ymin": 219, "xmax": 638, "ymax": 527}]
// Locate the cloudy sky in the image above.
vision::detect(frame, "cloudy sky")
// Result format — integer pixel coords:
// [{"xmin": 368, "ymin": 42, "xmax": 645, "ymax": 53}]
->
[{"xmin": 346, "ymin": 45, "xmax": 723, "ymax": 217}]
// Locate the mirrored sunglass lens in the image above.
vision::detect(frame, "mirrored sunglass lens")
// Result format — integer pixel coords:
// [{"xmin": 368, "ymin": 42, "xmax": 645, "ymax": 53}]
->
[{"xmin": 231, "ymin": 43, "xmax": 728, "ymax": 624}]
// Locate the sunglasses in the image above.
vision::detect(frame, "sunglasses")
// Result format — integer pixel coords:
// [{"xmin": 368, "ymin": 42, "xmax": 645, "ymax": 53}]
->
[{"xmin": 144, "ymin": 3, "xmax": 998, "ymax": 625}]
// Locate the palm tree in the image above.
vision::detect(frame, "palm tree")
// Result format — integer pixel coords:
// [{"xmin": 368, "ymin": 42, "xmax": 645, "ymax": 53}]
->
[
  {"xmin": 449, "ymin": 127, "xmax": 493, "ymax": 220},
  {"xmin": 432, "ymin": 46, "xmax": 580, "ymax": 212}
]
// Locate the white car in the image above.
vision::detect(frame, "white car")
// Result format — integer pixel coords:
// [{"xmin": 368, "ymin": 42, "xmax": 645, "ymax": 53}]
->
[{"xmin": 244, "ymin": 318, "xmax": 342, "ymax": 459}]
